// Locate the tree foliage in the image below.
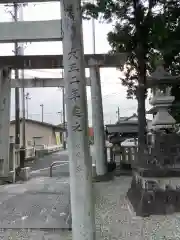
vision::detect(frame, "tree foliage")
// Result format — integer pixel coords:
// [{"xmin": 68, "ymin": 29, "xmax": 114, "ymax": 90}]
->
[
  {"xmin": 83, "ymin": 0, "xmax": 180, "ymax": 153},
  {"xmin": 159, "ymin": 1, "xmax": 180, "ymax": 122},
  {"xmin": 83, "ymin": 0, "xmax": 180, "ymax": 97},
  {"xmin": 83, "ymin": 0, "xmax": 158, "ymax": 155}
]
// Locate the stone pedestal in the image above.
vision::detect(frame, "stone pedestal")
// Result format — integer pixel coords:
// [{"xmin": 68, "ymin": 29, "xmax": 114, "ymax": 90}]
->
[
  {"xmin": 127, "ymin": 172, "xmax": 180, "ymax": 217},
  {"xmin": 127, "ymin": 131, "xmax": 180, "ymax": 216},
  {"xmin": 127, "ymin": 65, "xmax": 180, "ymax": 217}
]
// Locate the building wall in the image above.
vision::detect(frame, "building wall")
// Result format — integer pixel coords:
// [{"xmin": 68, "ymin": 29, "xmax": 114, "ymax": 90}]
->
[{"xmin": 9, "ymin": 121, "xmax": 57, "ymax": 146}]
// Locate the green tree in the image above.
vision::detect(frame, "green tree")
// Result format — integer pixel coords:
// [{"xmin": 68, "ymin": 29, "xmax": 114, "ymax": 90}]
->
[
  {"xmin": 83, "ymin": 0, "xmax": 159, "ymax": 162},
  {"xmin": 83, "ymin": 0, "xmax": 180, "ymax": 156},
  {"xmin": 148, "ymin": 1, "xmax": 180, "ymax": 122}
]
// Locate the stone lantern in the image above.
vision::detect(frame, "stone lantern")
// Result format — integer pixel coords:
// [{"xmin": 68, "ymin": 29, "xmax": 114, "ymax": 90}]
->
[
  {"xmin": 149, "ymin": 65, "xmax": 176, "ymax": 130},
  {"xmin": 127, "ymin": 64, "xmax": 180, "ymax": 217}
]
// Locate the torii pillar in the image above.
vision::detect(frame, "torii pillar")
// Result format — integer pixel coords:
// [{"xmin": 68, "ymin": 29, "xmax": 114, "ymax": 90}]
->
[
  {"xmin": 0, "ymin": 68, "xmax": 11, "ymax": 177},
  {"xmin": 89, "ymin": 60, "xmax": 107, "ymax": 176},
  {"xmin": 61, "ymin": 0, "xmax": 96, "ymax": 240}
]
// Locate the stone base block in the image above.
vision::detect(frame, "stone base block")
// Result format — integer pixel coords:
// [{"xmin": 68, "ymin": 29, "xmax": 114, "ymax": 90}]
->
[
  {"xmin": 127, "ymin": 174, "xmax": 180, "ymax": 217},
  {"xmin": 19, "ymin": 167, "xmax": 31, "ymax": 181}
]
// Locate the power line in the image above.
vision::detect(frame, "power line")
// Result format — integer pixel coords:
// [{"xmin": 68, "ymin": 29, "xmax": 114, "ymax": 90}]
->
[{"xmin": 11, "ymin": 106, "xmax": 136, "ymax": 117}]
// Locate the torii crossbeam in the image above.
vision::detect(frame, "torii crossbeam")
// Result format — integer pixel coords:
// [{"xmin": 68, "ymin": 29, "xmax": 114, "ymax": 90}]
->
[{"xmin": 0, "ymin": 53, "xmax": 127, "ymax": 69}]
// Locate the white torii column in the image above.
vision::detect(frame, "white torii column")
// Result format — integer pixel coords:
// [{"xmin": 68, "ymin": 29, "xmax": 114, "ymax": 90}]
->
[
  {"xmin": 61, "ymin": 1, "xmax": 95, "ymax": 240},
  {"xmin": 0, "ymin": 68, "xmax": 11, "ymax": 177},
  {"xmin": 89, "ymin": 62, "xmax": 107, "ymax": 176}
]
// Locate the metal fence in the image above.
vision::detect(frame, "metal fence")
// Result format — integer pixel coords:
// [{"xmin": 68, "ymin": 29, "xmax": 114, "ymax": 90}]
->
[{"xmin": 49, "ymin": 161, "xmax": 68, "ymax": 177}]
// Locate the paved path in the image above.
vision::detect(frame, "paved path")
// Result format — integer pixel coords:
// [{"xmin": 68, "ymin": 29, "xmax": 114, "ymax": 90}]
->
[
  {"xmin": 28, "ymin": 150, "xmax": 69, "ymax": 178},
  {"xmin": 0, "ymin": 176, "xmax": 71, "ymax": 229},
  {"xmin": 2, "ymin": 149, "xmax": 180, "ymax": 239},
  {"xmin": 29, "ymin": 147, "xmax": 96, "ymax": 178},
  {"xmin": 27, "ymin": 150, "xmax": 68, "ymax": 170}
]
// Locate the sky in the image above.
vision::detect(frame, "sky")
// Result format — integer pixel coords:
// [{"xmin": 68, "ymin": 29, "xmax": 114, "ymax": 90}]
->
[{"xmin": 0, "ymin": 2, "xmax": 151, "ymax": 126}]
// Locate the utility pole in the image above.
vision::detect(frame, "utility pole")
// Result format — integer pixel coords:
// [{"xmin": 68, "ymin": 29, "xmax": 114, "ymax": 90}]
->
[
  {"xmin": 21, "ymin": 60, "xmax": 26, "ymax": 168},
  {"xmin": 40, "ymin": 104, "xmax": 44, "ymax": 122},
  {"xmin": 5, "ymin": 3, "xmax": 28, "ymax": 169},
  {"xmin": 57, "ymin": 83, "xmax": 66, "ymax": 150},
  {"xmin": 116, "ymin": 107, "xmax": 120, "ymax": 120},
  {"xmin": 25, "ymin": 92, "xmax": 31, "ymax": 119},
  {"xmin": 60, "ymin": 70, "xmax": 66, "ymax": 150},
  {"xmin": 19, "ymin": 4, "xmax": 26, "ymax": 169},
  {"xmin": 62, "ymin": 86, "xmax": 66, "ymax": 150},
  {"xmin": 5, "ymin": 3, "xmax": 27, "ymax": 170},
  {"xmin": 13, "ymin": 3, "xmax": 21, "ymax": 168},
  {"xmin": 92, "ymin": 0, "xmax": 96, "ymax": 54}
]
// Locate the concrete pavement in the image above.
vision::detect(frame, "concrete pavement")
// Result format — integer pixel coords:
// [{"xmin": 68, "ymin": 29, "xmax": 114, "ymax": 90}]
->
[
  {"xmin": 0, "ymin": 176, "xmax": 71, "ymax": 229},
  {"xmin": 1, "ymin": 176, "xmax": 180, "ymax": 239},
  {"xmin": 29, "ymin": 146, "xmax": 96, "ymax": 178},
  {"xmin": 1, "ymin": 149, "xmax": 179, "ymax": 239},
  {"xmin": 27, "ymin": 150, "xmax": 68, "ymax": 170},
  {"xmin": 0, "ymin": 150, "xmax": 72, "ymax": 235}
]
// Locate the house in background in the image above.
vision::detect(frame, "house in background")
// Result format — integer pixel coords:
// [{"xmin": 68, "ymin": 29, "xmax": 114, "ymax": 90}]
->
[
  {"xmin": 116, "ymin": 113, "xmax": 152, "ymax": 130},
  {"xmin": 10, "ymin": 119, "xmax": 65, "ymax": 147},
  {"xmin": 106, "ymin": 113, "xmax": 152, "ymax": 144}
]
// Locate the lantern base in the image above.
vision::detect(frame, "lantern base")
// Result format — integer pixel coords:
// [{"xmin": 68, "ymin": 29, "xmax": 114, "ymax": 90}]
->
[{"xmin": 127, "ymin": 173, "xmax": 180, "ymax": 217}]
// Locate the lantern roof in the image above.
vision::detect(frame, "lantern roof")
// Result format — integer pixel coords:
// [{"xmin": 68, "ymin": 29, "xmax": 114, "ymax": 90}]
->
[{"xmin": 147, "ymin": 65, "xmax": 180, "ymax": 87}]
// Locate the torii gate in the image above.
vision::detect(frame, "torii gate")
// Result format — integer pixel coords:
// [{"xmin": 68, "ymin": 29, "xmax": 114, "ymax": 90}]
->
[{"xmin": 0, "ymin": 1, "xmax": 127, "ymax": 240}]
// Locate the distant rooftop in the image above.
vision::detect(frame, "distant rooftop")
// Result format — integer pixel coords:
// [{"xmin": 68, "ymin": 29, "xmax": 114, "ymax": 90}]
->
[
  {"xmin": 116, "ymin": 113, "xmax": 151, "ymax": 125},
  {"xmin": 116, "ymin": 113, "xmax": 138, "ymax": 124}
]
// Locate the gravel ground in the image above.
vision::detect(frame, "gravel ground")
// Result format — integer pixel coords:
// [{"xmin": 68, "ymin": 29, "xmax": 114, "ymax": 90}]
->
[
  {"xmin": 1, "ymin": 176, "xmax": 180, "ymax": 239},
  {"xmin": 94, "ymin": 176, "xmax": 180, "ymax": 240}
]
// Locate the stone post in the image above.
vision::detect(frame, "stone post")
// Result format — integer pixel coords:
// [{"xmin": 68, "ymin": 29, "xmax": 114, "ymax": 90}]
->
[
  {"xmin": 0, "ymin": 68, "xmax": 11, "ymax": 177},
  {"xmin": 60, "ymin": 1, "xmax": 96, "ymax": 240},
  {"xmin": 89, "ymin": 63, "xmax": 107, "ymax": 175}
]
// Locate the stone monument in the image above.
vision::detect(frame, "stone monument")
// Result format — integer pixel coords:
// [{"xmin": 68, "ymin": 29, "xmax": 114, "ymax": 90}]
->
[{"xmin": 127, "ymin": 64, "xmax": 180, "ymax": 217}]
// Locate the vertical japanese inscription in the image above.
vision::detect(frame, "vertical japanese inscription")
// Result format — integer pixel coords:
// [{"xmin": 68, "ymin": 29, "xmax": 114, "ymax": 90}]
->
[
  {"xmin": 64, "ymin": 0, "xmax": 84, "ymax": 164},
  {"xmin": 63, "ymin": 2, "xmax": 75, "ymax": 21},
  {"xmin": 62, "ymin": 1, "xmax": 81, "ymax": 21},
  {"xmin": 67, "ymin": 47, "xmax": 83, "ymax": 133},
  {"xmin": 68, "ymin": 49, "xmax": 80, "ymax": 85},
  {"xmin": 71, "ymin": 88, "xmax": 80, "ymax": 103}
]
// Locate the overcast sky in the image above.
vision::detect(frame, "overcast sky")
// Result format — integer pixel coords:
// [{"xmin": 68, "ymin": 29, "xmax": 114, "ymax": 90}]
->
[{"xmin": 0, "ymin": 2, "xmax": 151, "ymax": 126}]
